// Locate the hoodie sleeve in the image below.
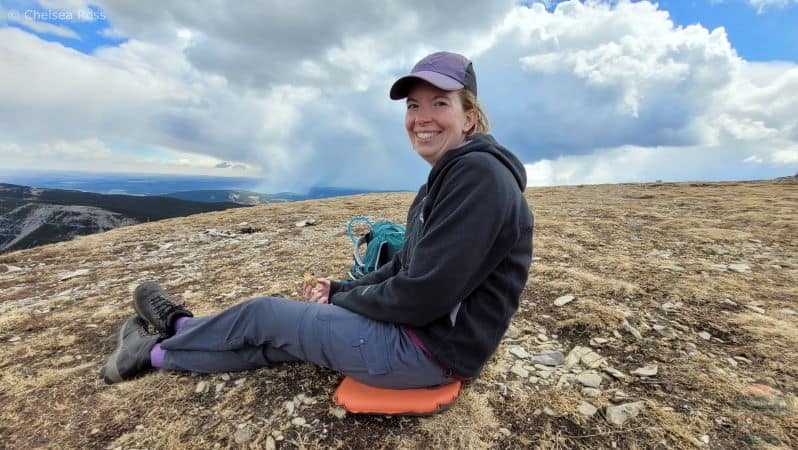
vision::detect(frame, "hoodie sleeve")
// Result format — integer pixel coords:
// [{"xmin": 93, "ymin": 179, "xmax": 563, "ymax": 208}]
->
[
  {"xmin": 328, "ymin": 253, "xmax": 402, "ymax": 296},
  {"xmin": 330, "ymin": 155, "xmax": 519, "ymax": 326}
]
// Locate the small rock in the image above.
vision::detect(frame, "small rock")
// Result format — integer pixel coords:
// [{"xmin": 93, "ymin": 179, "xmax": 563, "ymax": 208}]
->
[
  {"xmin": 744, "ymin": 304, "xmax": 765, "ymax": 314},
  {"xmin": 564, "ymin": 346, "xmax": 591, "ymax": 369},
  {"xmin": 662, "ymin": 264, "xmax": 684, "ymax": 272},
  {"xmin": 90, "ymin": 428, "xmax": 100, "ymax": 435},
  {"xmin": 581, "ymin": 388, "xmax": 602, "ymax": 398},
  {"xmin": 780, "ymin": 308, "xmax": 797, "ymax": 316},
  {"xmin": 195, "ymin": 381, "xmax": 208, "ymax": 393},
  {"xmin": 727, "ymin": 263, "xmax": 750, "ymax": 273},
  {"xmin": 2, "ymin": 264, "xmax": 23, "ymax": 272},
  {"xmin": 498, "ymin": 427, "xmax": 512, "ymax": 437},
  {"xmin": 234, "ymin": 427, "xmax": 252, "ymax": 445},
  {"xmin": 330, "ymin": 406, "xmax": 346, "ymax": 419},
  {"xmin": 726, "ymin": 358, "xmax": 738, "ymax": 368},
  {"xmin": 221, "ymin": 373, "xmax": 231, "ymax": 381},
  {"xmin": 621, "ymin": 320, "xmax": 642, "ymax": 340},
  {"xmin": 532, "ymin": 351, "xmax": 564, "ymax": 366},
  {"xmin": 581, "ymin": 350, "xmax": 606, "ymax": 369},
  {"xmin": 508, "ymin": 346, "xmax": 530, "ymax": 359},
  {"xmin": 265, "ymin": 436, "xmax": 276, "ymax": 450},
  {"xmin": 135, "ymin": 424, "xmax": 145, "ymax": 431},
  {"xmin": 510, "ymin": 364, "xmax": 530, "ymax": 378},
  {"xmin": 537, "ymin": 369, "xmax": 554, "ymax": 380},
  {"xmin": 632, "ymin": 365, "xmax": 658, "ymax": 377},
  {"xmin": 504, "ymin": 325, "xmax": 521, "ymax": 339},
  {"xmin": 700, "ymin": 435, "xmax": 710, "ymax": 445},
  {"xmin": 543, "ymin": 407, "xmax": 557, "ymax": 416},
  {"xmin": 652, "ymin": 324, "xmax": 678, "ymax": 340},
  {"xmin": 284, "ymin": 401, "xmax": 295, "ymax": 415},
  {"xmin": 724, "ymin": 298, "xmax": 738, "ymax": 306},
  {"xmin": 295, "ymin": 219, "xmax": 316, "ymax": 227},
  {"xmin": 234, "ymin": 377, "xmax": 247, "ymax": 385},
  {"xmin": 589, "ymin": 337, "xmax": 609, "ymax": 346},
  {"xmin": 554, "ymin": 295, "xmax": 575, "ymax": 307},
  {"xmin": 536, "ymin": 333, "xmax": 549, "ymax": 342},
  {"xmin": 214, "ymin": 382, "xmax": 225, "ymax": 394},
  {"xmin": 291, "ymin": 417, "xmax": 307, "ymax": 427},
  {"xmin": 733, "ymin": 356, "xmax": 751, "ymax": 364},
  {"xmin": 577, "ymin": 402, "xmax": 598, "ymax": 417},
  {"xmin": 660, "ymin": 302, "xmax": 681, "ymax": 312},
  {"xmin": 710, "ymin": 264, "xmax": 729, "ymax": 271},
  {"xmin": 605, "ymin": 402, "xmax": 645, "ymax": 427},
  {"xmin": 59, "ymin": 269, "xmax": 90, "ymax": 281},
  {"xmin": 603, "ymin": 366, "xmax": 627, "ymax": 380},
  {"xmin": 577, "ymin": 373, "xmax": 603, "ymax": 388},
  {"xmin": 698, "ymin": 331, "xmax": 711, "ymax": 341},
  {"xmin": 8, "ymin": 336, "xmax": 21, "ymax": 342},
  {"xmin": 709, "ymin": 245, "xmax": 727, "ymax": 255},
  {"xmin": 612, "ymin": 390, "xmax": 629, "ymax": 403}
]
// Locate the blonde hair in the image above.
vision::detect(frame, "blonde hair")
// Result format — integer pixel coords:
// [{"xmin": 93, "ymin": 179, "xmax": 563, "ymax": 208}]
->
[{"xmin": 458, "ymin": 89, "xmax": 490, "ymax": 136}]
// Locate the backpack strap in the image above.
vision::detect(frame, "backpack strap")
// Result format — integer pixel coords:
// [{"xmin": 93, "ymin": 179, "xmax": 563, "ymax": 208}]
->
[{"xmin": 347, "ymin": 217, "xmax": 374, "ymax": 279}]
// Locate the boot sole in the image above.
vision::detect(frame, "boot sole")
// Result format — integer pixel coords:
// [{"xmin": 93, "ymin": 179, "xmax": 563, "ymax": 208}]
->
[{"xmin": 100, "ymin": 319, "xmax": 130, "ymax": 384}]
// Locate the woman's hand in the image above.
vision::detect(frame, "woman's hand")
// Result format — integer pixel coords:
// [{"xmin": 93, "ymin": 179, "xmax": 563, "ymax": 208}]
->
[{"xmin": 303, "ymin": 277, "xmax": 331, "ymax": 304}]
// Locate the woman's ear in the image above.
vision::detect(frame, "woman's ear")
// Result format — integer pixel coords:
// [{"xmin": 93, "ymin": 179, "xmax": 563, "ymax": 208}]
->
[{"xmin": 464, "ymin": 110, "xmax": 477, "ymax": 133}]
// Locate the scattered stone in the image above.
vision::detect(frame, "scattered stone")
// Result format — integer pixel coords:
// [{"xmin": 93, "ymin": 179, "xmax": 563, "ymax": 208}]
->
[
  {"xmin": 725, "ymin": 358, "xmax": 738, "ymax": 368},
  {"xmin": 330, "ymin": 406, "xmax": 346, "ymax": 419},
  {"xmin": 510, "ymin": 363, "xmax": 530, "ymax": 378},
  {"xmin": 709, "ymin": 245, "xmax": 727, "ymax": 255},
  {"xmin": 646, "ymin": 250, "xmax": 671, "ymax": 258},
  {"xmin": 727, "ymin": 263, "xmax": 750, "ymax": 273},
  {"xmin": 498, "ymin": 427, "xmax": 512, "ymax": 437},
  {"xmin": 543, "ymin": 407, "xmax": 557, "ymax": 416},
  {"xmin": 684, "ymin": 342, "xmax": 698, "ymax": 352},
  {"xmin": 234, "ymin": 427, "xmax": 252, "ymax": 445},
  {"xmin": 632, "ymin": 365, "xmax": 658, "ymax": 377},
  {"xmin": 90, "ymin": 428, "xmax": 100, "ymax": 435},
  {"xmin": 557, "ymin": 374, "xmax": 576, "ymax": 389},
  {"xmin": 504, "ymin": 324, "xmax": 521, "ymax": 339},
  {"xmin": 564, "ymin": 346, "xmax": 591, "ymax": 369},
  {"xmin": 581, "ymin": 388, "xmax": 602, "ymax": 398},
  {"xmin": 214, "ymin": 382, "xmax": 225, "ymax": 394},
  {"xmin": 284, "ymin": 401, "xmax": 295, "ymax": 415},
  {"xmin": 605, "ymin": 402, "xmax": 645, "ymax": 427},
  {"xmin": 612, "ymin": 390, "xmax": 629, "ymax": 403},
  {"xmin": 532, "ymin": 351, "xmax": 564, "ymax": 366},
  {"xmin": 589, "ymin": 337, "xmax": 609, "ymax": 347},
  {"xmin": 723, "ymin": 298, "xmax": 738, "ymax": 306},
  {"xmin": 780, "ymin": 308, "xmax": 797, "ymax": 316},
  {"xmin": 612, "ymin": 330, "xmax": 623, "ymax": 339},
  {"xmin": 234, "ymin": 377, "xmax": 247, "ymax": 385},
  {"xmin": 220, "ymin": 373, "xmax": 231, "ymax": 381},
  {"xmin": 59, "ymin": 269, "xmax": 89, "ymax": 281},
  {"xmin": 744, "ymin": 304, "xmax": 765, "ymax": 314},
  {"xmin": 621, "ymin": 320, "xmax": 642, "ymax": 340},
  {"xmin": 537, "ymin": 369, "xmax": 554, "ymax": 380},
  {"xmin": 291, "ymin": 417, "xmax": 307, "ymax": 427},
  {"xmin": 508, "ymin": 346, "xmax": 530, "ymax": 359},
  {"xmin": 2, "ymin": 264, "xmax": 23, "ymax": 272},
  {"xmin": 710, "ymin": 264, "xmax": 729, "ymax": 271},
  {"xmin": 265, "ymin": 436, "xmax": 276, "ymax": 450},
  {"xmin": 603, "ymin": 366, "xmax": 627, "ymax": 380},
  {"xmin": 295, "ymin": 219, "xmax": 316, "ymax": 227},
  {"xmin": 733, "ymin": 356, "xmax": 751, "ymax": 364},
  {"xmin": 660, "ymin": 302, "xmax": 681, "ymax": 312},
  {"xmin": 195, "ymin": 381, "xmax": 208, "ymax": 393},
  {"xmin": 652, "ymin": 324, "xmax": 678, "ymax": 340},
  {"xmin": 577, "ymin": 402, "xmax": 598, "ymax": 417},
  {"xmin": 700, "ymin": 435, "xmax": 710, "ymax": 445},
  {"xmin": 536, "ymin": 333, "xmax": 549, "ymax": 342},
  {"xmin": 135, "ymin": 424, "xmax": 145, "ymax": 431},
  {"xmin": 698, "ymin": 331, "xmax": 711, "ymax": 341},
  {"xmin": 662, "ymin": 264, "xmax": 684, "ymax": 272},
  {"xmin": 577, "ymin": 373, "xmax": 603, "ymax": 388},
  {"xmin": 581, "ymin": 352, "xmax": 605, "ymax": 369},
  {"xmin": 8, "ymin": 336, "xmax": 21, "ymax": 342},
  {"xmin": 554, "ymin": 295, "xmax": 575, "ymax": 307}
]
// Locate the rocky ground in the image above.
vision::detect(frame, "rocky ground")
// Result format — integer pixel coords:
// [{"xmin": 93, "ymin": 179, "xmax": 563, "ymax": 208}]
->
[{"xmin": 0, "ymin": 180, "xmax": 796, "ymax": 449}]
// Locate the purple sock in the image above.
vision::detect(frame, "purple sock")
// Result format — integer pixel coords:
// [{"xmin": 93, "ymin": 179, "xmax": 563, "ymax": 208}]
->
[
  {"xmin": 173, "ymin": 316, "xmax": 190, "ymax": 333},
  {"xmin": 150, "ymin": 343, "xmax": 166, "ymax": 369}
]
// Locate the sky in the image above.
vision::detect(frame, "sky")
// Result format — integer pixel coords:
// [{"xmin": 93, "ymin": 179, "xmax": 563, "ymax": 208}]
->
[{"xmin": 0, "ymin": 0, "xmax": 796, "ymax": 192}]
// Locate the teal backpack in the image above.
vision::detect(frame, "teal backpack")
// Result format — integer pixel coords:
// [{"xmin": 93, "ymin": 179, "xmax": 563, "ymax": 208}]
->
[{"xmin": 346, "ymin": 217, "xmax": 406, "ymax": 280}]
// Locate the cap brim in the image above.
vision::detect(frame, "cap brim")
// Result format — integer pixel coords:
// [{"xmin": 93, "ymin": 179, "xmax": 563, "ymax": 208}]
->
[{"xmin": 389, "ymin": 71, "xmax": 465, "ymax": 100}]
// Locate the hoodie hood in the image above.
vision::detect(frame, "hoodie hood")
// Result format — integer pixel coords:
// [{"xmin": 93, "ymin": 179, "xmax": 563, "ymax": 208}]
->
[{"xmin": 427, "ymin": 133, "xmax": 527, "ymax": 191}]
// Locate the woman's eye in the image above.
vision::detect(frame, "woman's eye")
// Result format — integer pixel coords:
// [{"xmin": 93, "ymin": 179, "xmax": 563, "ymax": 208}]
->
[
  {"xmin": 434, "ymin": 101, "xmax": 449, "ymax": 107},
  {"xmin": 407, "ymin": 103, "xmax": 418, "ymax": 110}
]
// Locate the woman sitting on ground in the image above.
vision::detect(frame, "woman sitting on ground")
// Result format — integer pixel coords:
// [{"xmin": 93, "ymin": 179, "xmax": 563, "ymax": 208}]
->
[{"xmin": 100, "ymin": 51, "xmax": 534, "ymax": 389}]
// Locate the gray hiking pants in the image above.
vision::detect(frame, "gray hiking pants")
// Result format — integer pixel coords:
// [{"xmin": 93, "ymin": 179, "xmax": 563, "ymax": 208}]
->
[{"xmin": 158, "ymin": 296, "xmax": 454, "ymax": 389}]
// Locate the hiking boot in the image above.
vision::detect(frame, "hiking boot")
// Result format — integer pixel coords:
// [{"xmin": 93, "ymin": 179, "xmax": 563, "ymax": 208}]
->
[
  {"xmin": 133, "ymin": 281, "xmax": 193, "ymax": 337},
  {"xmin": 99, "ymin": 316, "xmax": 159, "ymax": 385}
]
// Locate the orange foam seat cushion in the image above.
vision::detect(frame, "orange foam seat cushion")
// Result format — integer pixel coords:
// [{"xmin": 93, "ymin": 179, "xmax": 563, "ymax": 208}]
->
[{"xmin": 333, "ymin": 377, "xmax": 463, "ymax": 415}]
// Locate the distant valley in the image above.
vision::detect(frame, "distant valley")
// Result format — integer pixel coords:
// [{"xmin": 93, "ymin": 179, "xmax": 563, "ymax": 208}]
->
[{"xmin": 0, "ymin": 183, "xmax": 245, "ymax": 253}]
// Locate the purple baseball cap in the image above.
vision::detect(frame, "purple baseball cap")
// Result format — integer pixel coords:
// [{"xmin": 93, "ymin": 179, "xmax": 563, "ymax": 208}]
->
[{"xmin": 389, "ymin": 51, "xmax": 477, "ymax": 100}]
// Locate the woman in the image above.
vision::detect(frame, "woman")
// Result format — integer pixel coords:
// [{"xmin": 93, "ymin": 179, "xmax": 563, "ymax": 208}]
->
[{"xmin": 99, "ymin": 51, "xmax": 533, "ymax": 389}]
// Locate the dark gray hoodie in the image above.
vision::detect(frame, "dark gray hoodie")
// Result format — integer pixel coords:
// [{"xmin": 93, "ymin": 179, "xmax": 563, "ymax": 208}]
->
[{"xmin": 330, "ymin": 133, "xmax": 533, "ymax": 377}]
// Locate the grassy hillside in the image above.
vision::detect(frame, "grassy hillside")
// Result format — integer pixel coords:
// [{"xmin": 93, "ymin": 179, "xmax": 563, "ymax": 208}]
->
[{"xmin": 0, "ymin": 180, "xmax": 796, "ymax": 449}]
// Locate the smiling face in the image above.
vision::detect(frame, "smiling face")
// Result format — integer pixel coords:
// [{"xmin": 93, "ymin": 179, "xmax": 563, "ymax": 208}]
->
[{"xmin": 405, "ymin": 81, "xmax": 475, "ymax": 166}]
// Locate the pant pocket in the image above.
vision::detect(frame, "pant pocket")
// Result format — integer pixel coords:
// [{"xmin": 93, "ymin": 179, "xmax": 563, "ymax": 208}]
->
[{"xmin": 351, "ymin": 320, "xmax": 390, "ymax": 375}]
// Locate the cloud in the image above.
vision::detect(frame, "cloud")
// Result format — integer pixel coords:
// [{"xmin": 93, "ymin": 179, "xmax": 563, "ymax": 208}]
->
[
  {"xmin": 0, "ymin": 0, "xmax": 796, "ymax": 190},
  {"xmin": 5, "ymin": 10, "xmax": 80, "ymax": 39},
  {"xmin": 746, "ymin": 0, "xmax": 798, "ymax": 13}
]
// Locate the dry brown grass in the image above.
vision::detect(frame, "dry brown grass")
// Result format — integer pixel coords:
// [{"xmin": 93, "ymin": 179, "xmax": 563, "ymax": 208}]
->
[{"xmin": 1, "ymin": 179, "xmax": 796, "ymax": 448}]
